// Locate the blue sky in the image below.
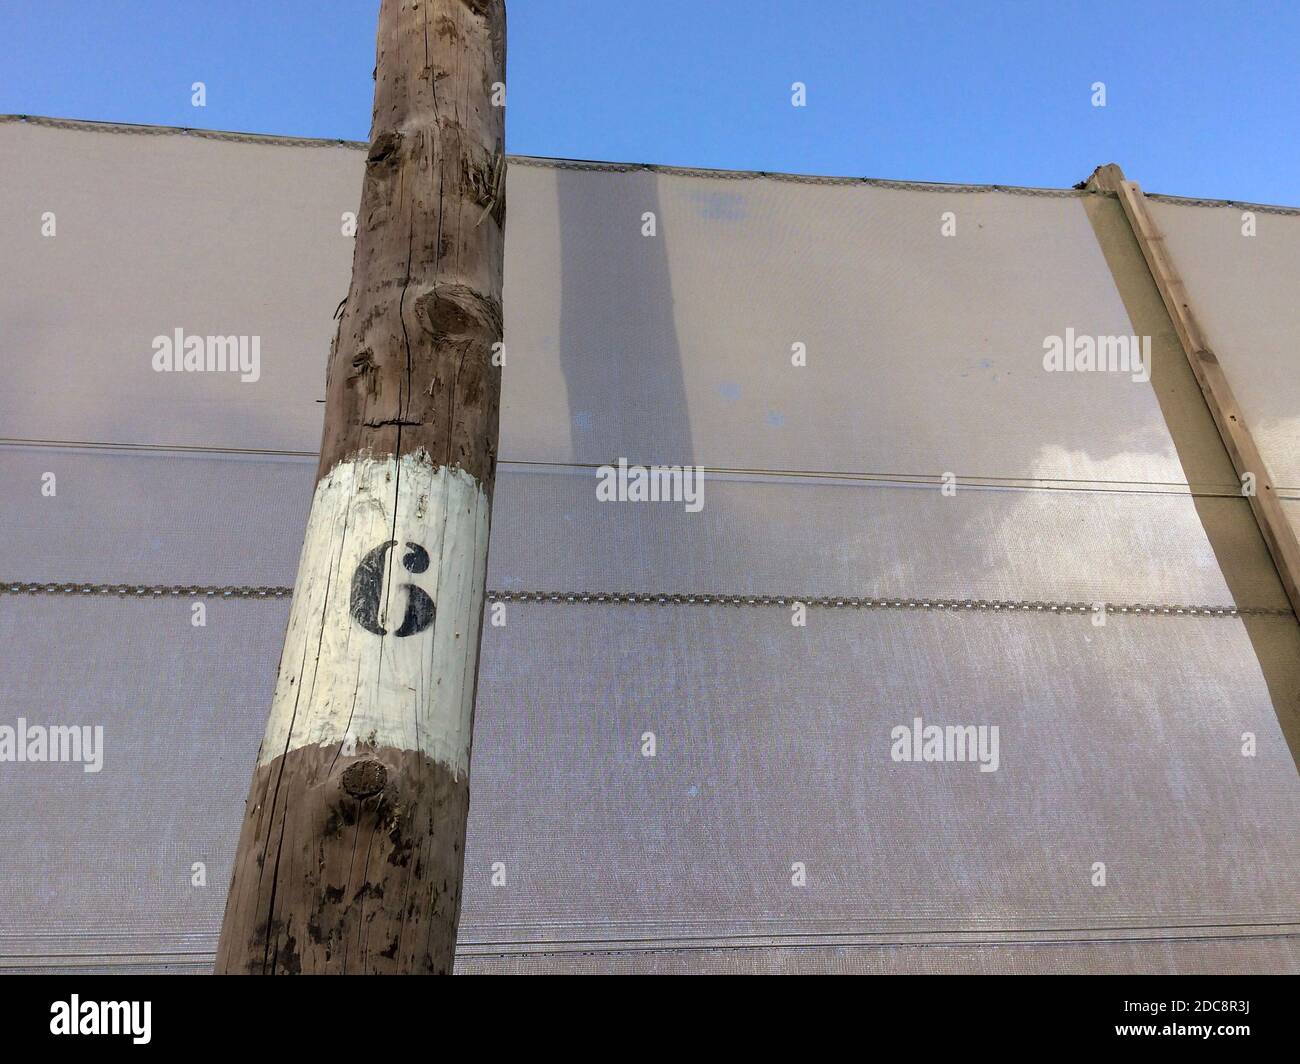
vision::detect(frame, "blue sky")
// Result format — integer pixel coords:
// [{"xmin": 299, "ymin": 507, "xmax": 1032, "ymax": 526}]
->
[{"xmin": 2, "ymin": 0, "xmax": 1298, "ymax": 205}]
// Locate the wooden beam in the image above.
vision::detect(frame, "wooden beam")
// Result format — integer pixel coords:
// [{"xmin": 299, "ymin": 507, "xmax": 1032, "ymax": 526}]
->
[{"xmin": 1086, "ymin": 164, "xmax": 1300, "ymax": 621}]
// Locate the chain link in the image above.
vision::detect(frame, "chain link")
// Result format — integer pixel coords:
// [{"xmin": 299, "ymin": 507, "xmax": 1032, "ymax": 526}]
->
[
  {"xmin": 486, "ymin": 590, "xmax": 1291, "ymax": 617},
  {"xmin": 1, "ymin": 581, "xmax": 292, "ymax": 600},
  {"xmin": 6, "ymin": 582, "xmax": 1285, "ymax": 618}
]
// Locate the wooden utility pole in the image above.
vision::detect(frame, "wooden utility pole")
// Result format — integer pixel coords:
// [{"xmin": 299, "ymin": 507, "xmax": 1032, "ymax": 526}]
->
[{"xmin": 217, "ymin": 0, "xmax": 506, "ymax": 974}]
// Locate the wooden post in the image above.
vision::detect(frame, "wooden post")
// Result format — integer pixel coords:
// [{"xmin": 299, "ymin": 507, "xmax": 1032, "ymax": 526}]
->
[
  {"xmin": 216, "ymin": 0, "xmax": 507, "ymax": 974},
  {"xmin": 1086, "ymin": 164, "xmax": 1300, "ymax": 622}
]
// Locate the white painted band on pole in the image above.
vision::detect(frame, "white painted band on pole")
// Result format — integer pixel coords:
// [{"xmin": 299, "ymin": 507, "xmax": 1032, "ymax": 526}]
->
[{"xmin": 258, "ymin": 451, "xmax": 490, "ymax": 778}]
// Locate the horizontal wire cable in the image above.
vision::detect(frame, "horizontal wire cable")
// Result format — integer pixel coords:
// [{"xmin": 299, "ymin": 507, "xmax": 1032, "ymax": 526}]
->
[
  {"xmin": 7, "ymin": 113, "xmax": 1300, "ymax": 215},
  {"xmin": 1146, "ymin": 190, "xmax": 1300, "ymax": 217},
  {"xmin": 0, "ymin": 435, "xmax": 319, "ymax": 458},
  {"xmin": 4, "ymin": 922, "xmax": 1297, "ymax": 968},
  {"xmin": 4, "ymin": 437, "xmax": 1289, "ymax": 498},
  {"xmin": 0, "ymin": 113, "xmax": 1076, "ymax": 196}
]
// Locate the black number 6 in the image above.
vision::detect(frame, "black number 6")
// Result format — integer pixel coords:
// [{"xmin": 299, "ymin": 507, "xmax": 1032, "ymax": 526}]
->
[{"xmin": 349, "ymin": 541, "xmax": 436, "ymax": 637}]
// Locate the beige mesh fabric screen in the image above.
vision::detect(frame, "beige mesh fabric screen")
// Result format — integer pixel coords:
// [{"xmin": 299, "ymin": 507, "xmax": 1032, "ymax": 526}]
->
[
  {"xmin": 1, "ymin": 117, "xmax": 1298, "ymax": 974},
  {"xmin": 1147, "ymin": 197, "xmax": 1300, "ymax": 543}
]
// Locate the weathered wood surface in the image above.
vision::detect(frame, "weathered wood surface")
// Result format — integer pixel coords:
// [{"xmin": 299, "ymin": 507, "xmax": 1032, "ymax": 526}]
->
[
  {"xmin": 1087, "ymin": 163, "xmax": 1300, "ymax": 623},
  {"xmin": 216, "ymin": 0, "xmax": 506, "ymax": 975}
]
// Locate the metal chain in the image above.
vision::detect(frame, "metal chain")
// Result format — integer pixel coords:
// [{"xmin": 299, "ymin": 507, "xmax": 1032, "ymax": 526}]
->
[
  {"xmin": 1, "ymin": 581, "xmax": 1290, "ymax": 618},
  {"xmin": 488, "ymin": 590, "xmax": 1291, "ymax": 617},
  {"xmin": 1, "ymin": 581, "xmax": 292, "ymax": 600}
]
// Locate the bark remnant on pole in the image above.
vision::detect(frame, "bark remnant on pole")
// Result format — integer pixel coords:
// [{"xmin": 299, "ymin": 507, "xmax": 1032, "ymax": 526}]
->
[{"xmin": 216, "ymin": 0, "xmax": 506, "ymax": 975}]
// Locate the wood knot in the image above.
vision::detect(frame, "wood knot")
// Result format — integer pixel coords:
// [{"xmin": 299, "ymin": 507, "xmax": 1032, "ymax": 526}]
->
[
  {"xmin": 342, "ymin": 759, "xmax": 388, "ymax": 799},
  {"xmin": 414, "ymin": 283, "xmax": 503, "ymax": 341},
  {"xmin": 367, "ymin": 131, "xmax": 402, "ymax": 167}
]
